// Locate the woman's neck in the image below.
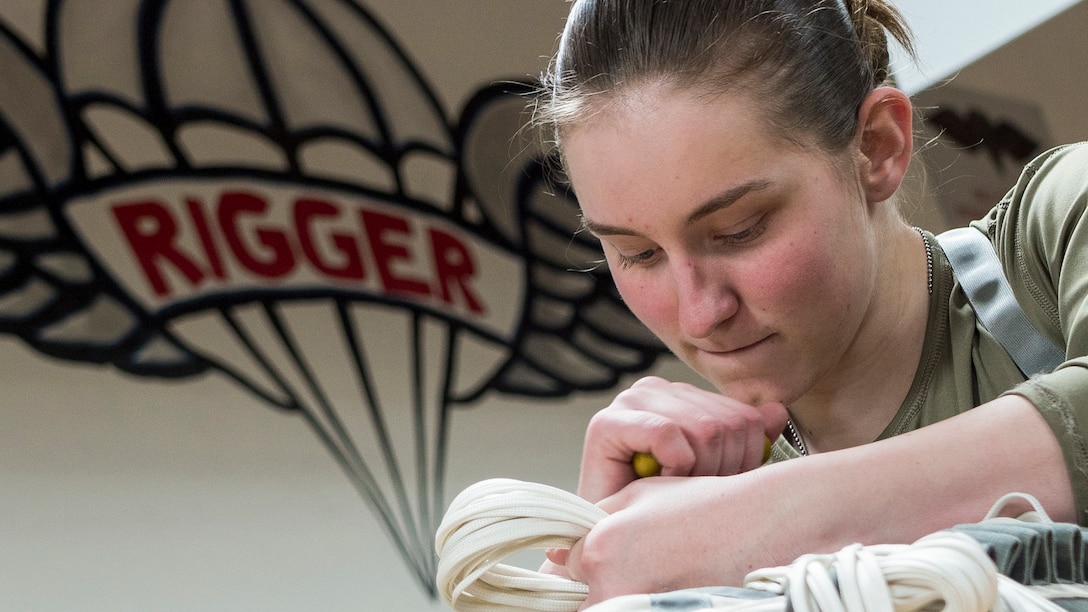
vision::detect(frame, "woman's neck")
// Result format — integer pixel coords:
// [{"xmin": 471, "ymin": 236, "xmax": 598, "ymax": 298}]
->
[{"xmin": 789, "ymin": 222, "xmax": 931, "ymax": 453}]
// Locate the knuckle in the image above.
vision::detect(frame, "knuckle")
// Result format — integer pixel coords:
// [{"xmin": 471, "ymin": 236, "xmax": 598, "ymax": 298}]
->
[
  {"xmin": 610, "ymin": 385, "xmax": 650, "ymax": 411},
  {"xmin": 577, "ymin": 523, "xmax": 616, "ymax": 582},
  {"xmin": 691, "ymin": 413, "xmax": 728, "ymax": 445},
  {"xmin": 585, "ymin": 410, "xmax": 618, "ymax": 439},
  {"xmin": 642, "ymin": 413, "xmax": 683, "ymax": 441},
  {"xmin": 630, "ymin": 375, "xmax": 665, "ymax": 389}
]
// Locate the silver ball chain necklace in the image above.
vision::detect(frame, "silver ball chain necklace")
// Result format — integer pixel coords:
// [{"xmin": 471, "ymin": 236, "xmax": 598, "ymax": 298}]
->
[{"xmin": 786, "ymin": 228, "xmax": 933, "ymax": 457}]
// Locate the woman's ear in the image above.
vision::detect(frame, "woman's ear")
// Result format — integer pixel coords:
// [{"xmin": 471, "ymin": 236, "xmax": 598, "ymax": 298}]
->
[{"xmin": 856, "ymin": 87, "xmax": 913, "ymax": 204}]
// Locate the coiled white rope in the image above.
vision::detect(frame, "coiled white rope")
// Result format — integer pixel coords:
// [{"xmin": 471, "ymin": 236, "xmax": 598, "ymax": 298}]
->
[
  {"xmin": 435, "ymin": 479, "xmax": 607, "ymax": 611},
  {"xmin": 435, "ymin": 479, "xmax": 1084, "ymax": 612}
]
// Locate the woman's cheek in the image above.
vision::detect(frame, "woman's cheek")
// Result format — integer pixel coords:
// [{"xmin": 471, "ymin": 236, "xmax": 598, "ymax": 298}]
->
[
  {"xmin": 613, "ymin": 273, "xmax": 677, "ymax": 337},
  {"xmin": 763, "ymin": 246, "xmax": 845, "ymax": 319}
]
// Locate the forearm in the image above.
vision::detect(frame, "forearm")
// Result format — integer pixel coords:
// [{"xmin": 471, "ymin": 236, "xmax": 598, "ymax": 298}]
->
[{"xmin": 767, "ymin": 393, "xmax": 1076, "ymax": 555}]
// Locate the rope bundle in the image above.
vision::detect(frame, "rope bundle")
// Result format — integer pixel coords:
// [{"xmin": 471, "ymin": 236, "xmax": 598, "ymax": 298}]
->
[
  {"xmin": 737, "ymin": 535, "xmax": 1065, "ymax": 612},
  {"xmin": 435, "ymin": 478, "xmax": 606, "ymax": 611},
  {"xmin": 435, "ymin": 479, "xmax": 1078, "ymax": 611}
]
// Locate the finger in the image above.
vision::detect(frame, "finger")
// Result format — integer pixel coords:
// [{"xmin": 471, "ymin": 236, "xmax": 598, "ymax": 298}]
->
[
  {"xmin": 544, "ymin": 547, "xmax": 569, "ymax": 566},
  {"xmin": 758, "ymin": 402, "xmax": 790, "ymax": 439},
  {"xmin": 683, "ymin": 398, "xmax": 786, "ymax": 474},
  {"xmin": 737, "ymin": 421, "xmax": 770, "ymax": 473},
  {"xmin": 614, "ymin": 382, "xmax": 739, "ymax": 476},
  {"xmin": 629, "ymin": 375, "xmax": 667, "ymax": 389},
  {"xmin": 679, "ymin": 405, "xmax": 766, "ymax": 476},
  {"xmin": 578, "ymin": 409, "xmax": 695, "ymax": 501},
  {"xmin": 564, "ymin": 536, "xmax": 587, "ymax": 585},
  {"xmin": 638, "ymin": 384, "xmax": 768, "ymax": 465},
  {"xmin": 729, "ymin": 403, "xmax": 786, "ymax": 471},
  {"xmin": 539, "ymin": 554, "xmax": 571, "ymax": 579},
  {"xmin": 581, "ymin": 380, "xmax": 777, "ymax": 497},
  {"xmin": 591, "ymin": 402, "xmax": 750, "ymax": 483},
  {"xmin": 636, "ymin": 435, "xmax": 773, "ymax": 481}
]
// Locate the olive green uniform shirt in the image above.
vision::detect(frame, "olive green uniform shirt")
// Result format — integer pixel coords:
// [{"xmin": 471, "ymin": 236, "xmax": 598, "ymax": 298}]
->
[{"xmin": 770, "ymin": 142, "xmax": 1088, "ymax": 525}]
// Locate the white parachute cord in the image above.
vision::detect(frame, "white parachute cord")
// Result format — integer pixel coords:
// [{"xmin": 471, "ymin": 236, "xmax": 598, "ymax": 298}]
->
[
  {"xmin": 436, "ymin": 478, "xmax": 606, "ymax": 611},
  {"xmin": 982, "ymin": 491, "xmax": 1053, "ymax": 523},
  {"xmin": 437, "ymin": 479, "xmax": 1079, "ymax": 612}
]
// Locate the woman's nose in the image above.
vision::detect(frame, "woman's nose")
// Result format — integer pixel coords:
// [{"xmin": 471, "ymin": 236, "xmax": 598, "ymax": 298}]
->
[{"xmin": 673, "ymin": 258, "xmax": 737, "ymax": 339}]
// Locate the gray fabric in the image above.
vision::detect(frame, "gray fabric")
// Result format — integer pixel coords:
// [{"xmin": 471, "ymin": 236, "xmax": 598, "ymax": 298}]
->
[
  {"xmin": 958, "ymin": 516, "xmax": 1088, "ymax": 612},
  {"xmin": 937, "ymin": 226, "xmax": 1065, "ymax": 377},
  {"xmin": 950, "ymin": 519, "xmax": 1086, "ymax": 587}
]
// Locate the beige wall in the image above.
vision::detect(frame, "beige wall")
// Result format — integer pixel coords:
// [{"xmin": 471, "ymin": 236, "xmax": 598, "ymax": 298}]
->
[
  {"xmin": 0, "ymin": 2, "xmax": 681, "ymax": 610},
  {"xmin": 901, "ymin": 1, "xmax": 1088, "ymax": 233},
  {"xmin": 2, "ymin": 1, "xmax": 1085, "ymax": 611},
  {"xmin": 941, "ymin": 1, "xmax": 1088, "ymax": 143}
]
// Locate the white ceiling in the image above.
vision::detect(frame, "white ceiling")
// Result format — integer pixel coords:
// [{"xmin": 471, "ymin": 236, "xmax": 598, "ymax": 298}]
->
[{"xmin": 891, "ymin": 0, "xmax": 1083, "ymax": 93}]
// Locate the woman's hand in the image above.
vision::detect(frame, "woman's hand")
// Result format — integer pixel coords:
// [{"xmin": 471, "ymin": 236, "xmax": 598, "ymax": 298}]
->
[
  {"xmin": 576, "ymin": 376, "xmax": 788, "ymax": 503},
  {"xmin": 547, "ymin": 472, "xmax": 801, "ymax": 608},
  {"xmin": 545, "ymin": 394, "xmax": 1075, "ymax": 609}
]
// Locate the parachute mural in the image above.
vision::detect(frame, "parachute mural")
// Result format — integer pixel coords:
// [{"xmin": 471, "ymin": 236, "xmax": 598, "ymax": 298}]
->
[{"xmin": 0, "ymin": 0, "xmax": 667, "ymax": 597}]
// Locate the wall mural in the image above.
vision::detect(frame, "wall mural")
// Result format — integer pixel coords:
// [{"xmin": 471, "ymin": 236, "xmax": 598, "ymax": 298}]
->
[
  {"xmin": 0, "ymin": 0, "xmax": 666, "ymax": 597},
  {"xmin": 914, "ymin": 83, "xmax": 1051, "ymax": 228}
]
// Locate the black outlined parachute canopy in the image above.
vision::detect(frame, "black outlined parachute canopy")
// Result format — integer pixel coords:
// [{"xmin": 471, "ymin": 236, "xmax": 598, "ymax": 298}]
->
[{"xmin": 0, "ymin": 0, "xmax": 666, "ymax": 596}]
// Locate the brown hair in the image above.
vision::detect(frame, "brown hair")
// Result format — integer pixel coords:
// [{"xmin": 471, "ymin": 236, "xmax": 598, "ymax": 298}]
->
[{"xmin": 537, "ymin": 0, "xmax": 915, "ymax": 154}]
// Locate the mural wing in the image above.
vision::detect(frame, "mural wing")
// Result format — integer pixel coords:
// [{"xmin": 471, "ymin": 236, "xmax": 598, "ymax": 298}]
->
[
  {"xmin": 0, "ymin": 1, "xmax": 669, "ymax": 599},
  {"xmin": 0, "ymin": 16, "xmax": 206, "ymax": 377},
  {"xmin": 454, "ymin": 82, "xmax": 668, "ymax": 402}
]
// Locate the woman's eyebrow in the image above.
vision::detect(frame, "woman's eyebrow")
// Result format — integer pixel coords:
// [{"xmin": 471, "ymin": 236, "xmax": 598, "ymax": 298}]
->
[
  {"xmin": 580, "ymin": 179, "xmax": 771, "ymax": 237},
  {"xmin": 685, "ymin": 179, "xmax": 771, "ymax": 225},
  {"xmin": 580, "ymin": 215, "xmax": 640, "ymax": 237}
]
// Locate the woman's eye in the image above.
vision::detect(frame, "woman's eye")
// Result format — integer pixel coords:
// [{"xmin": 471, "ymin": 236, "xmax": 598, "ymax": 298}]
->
[
  {"xmin": 716, "ymin": 216, "xmax": 767, "ymax": 246},
  {"xmin": 615, "ymin": 247, "xmax": 659, "ymax": 269}
]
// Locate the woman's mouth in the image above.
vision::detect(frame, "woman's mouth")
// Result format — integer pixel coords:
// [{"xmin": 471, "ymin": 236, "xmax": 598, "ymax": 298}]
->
[{"xmin": 698, "ymin": 334, "xmax": 772, "ymax": 356}]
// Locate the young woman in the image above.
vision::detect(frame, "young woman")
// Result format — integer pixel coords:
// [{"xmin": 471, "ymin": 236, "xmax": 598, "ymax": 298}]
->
[{"xmin": 534, "ymin": 0, "xmax": 1084, "ymax": 606}]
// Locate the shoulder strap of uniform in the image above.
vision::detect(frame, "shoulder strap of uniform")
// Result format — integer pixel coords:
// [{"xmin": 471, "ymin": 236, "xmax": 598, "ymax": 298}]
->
[{"xmin": 936, "ymin": 227, "xmax": 1065, "ymax": 377}]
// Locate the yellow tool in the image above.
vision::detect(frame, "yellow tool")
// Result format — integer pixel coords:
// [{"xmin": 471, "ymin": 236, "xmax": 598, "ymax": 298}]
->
[
  {"xmin": 632, "ymin": 437, "xmax": 772, "ymax": 478},
  {"xmin": 631, "ymin": 451, "xmax": 663, "ymax": 478}
]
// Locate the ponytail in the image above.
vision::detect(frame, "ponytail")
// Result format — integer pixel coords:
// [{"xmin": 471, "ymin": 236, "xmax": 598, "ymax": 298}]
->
[{"xmin": 843, "ymin": 0, "xmax": 916, "ymax": 86}]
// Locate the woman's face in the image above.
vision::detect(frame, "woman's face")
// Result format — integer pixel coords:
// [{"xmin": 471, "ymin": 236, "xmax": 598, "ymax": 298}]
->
[{"xmin": 563, "ymin": 85, "xmax": 882, "ymax": 407}]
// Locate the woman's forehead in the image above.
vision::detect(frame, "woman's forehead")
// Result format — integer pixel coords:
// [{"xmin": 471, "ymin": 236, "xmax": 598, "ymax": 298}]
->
[{"xmin": 562, "ymin": 87, "xmax": 780, "ymax": 172}]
